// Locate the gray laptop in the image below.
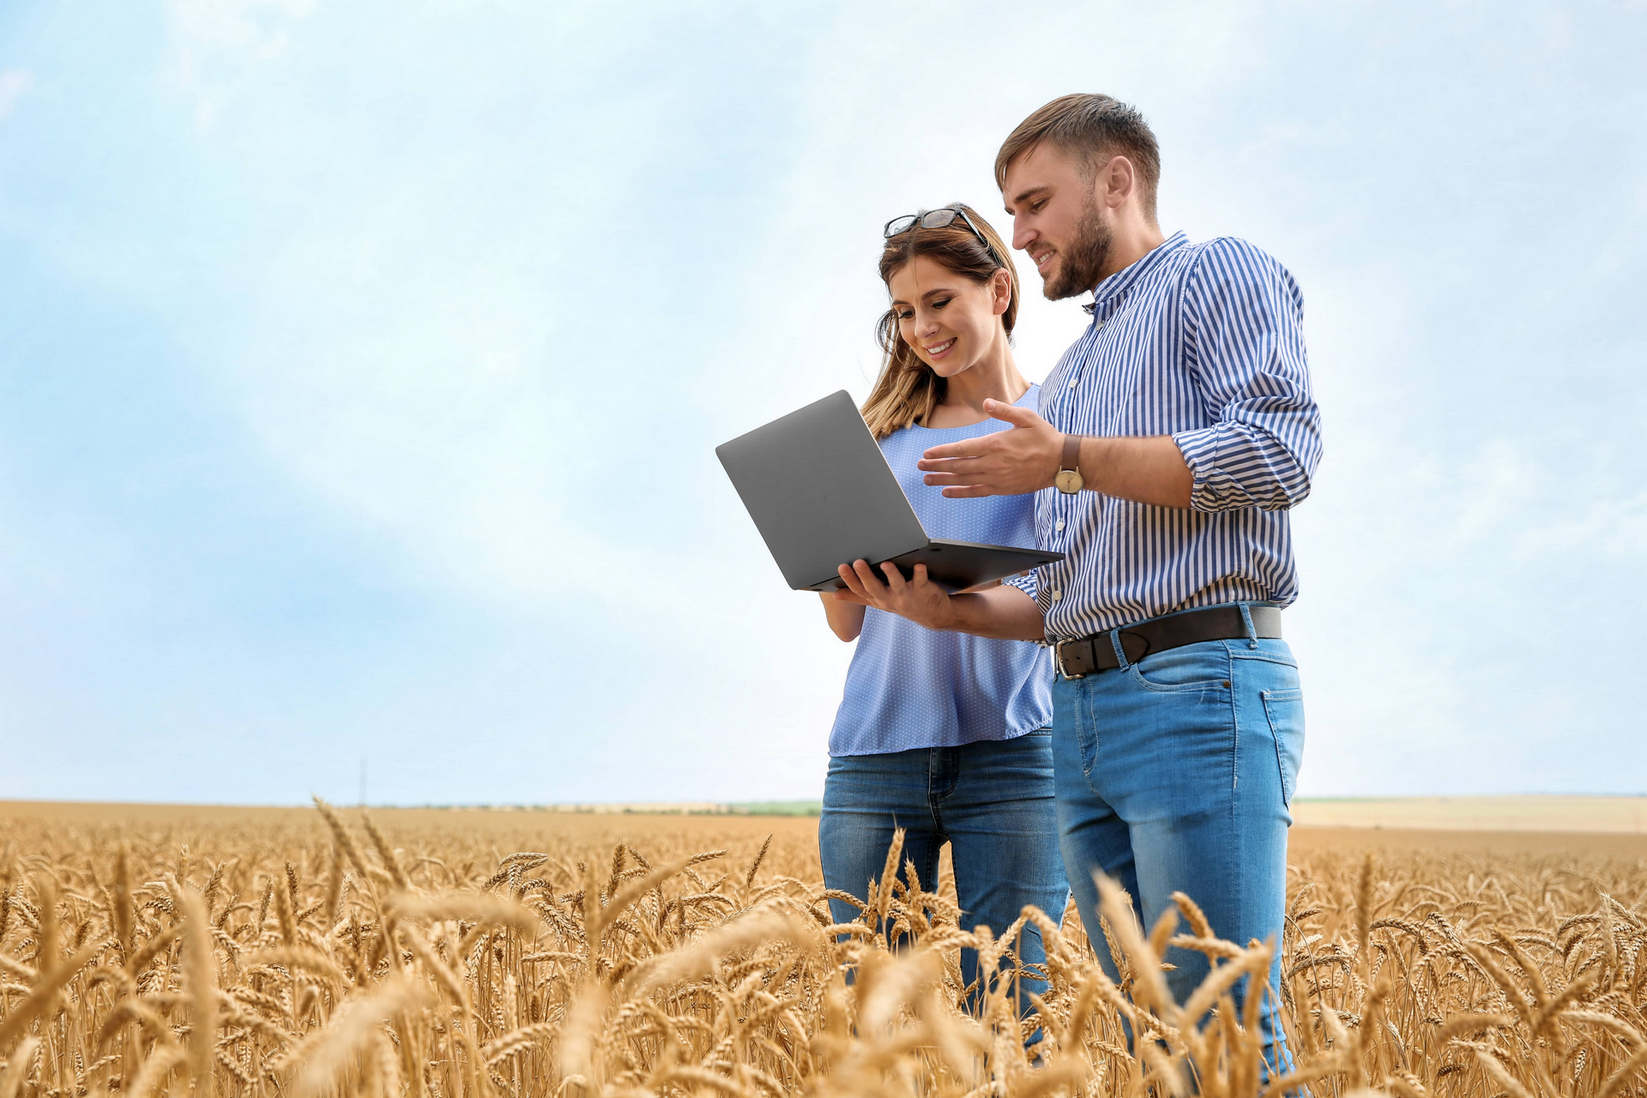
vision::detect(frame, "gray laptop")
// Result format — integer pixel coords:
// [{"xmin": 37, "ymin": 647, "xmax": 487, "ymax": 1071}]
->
[{"xmin": 716, "ymin": 390, "xmax": 1062, "ymax": 592}]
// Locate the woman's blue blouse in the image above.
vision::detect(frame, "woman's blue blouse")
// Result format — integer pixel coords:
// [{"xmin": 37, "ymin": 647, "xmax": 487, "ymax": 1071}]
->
[{"xmin": 829, "ymin": 385, "xmax": 1053, "ymax": 757}]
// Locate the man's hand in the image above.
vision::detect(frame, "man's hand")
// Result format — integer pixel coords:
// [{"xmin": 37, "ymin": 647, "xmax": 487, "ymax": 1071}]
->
[
  {"xmin": 831, "ymin": 560, "xmax": 955, "ymax": 631},
  {"xmin": 917, "ymin": 398, "xmax": 1060, "ymax": 497}
]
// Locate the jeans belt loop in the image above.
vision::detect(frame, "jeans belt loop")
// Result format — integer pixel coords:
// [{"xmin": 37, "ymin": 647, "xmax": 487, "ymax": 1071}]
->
[
  {"xmin": 1106, "ymin": 628, "xmax": 1130, "ymax": 670},
  {"xmin": 1238, "ymin": 602, "xmax": 1259, "ymax": 648}
]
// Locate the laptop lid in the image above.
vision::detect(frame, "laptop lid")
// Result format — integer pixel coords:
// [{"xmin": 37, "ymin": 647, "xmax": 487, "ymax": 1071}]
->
[{"xmin": 716, "ymin": 390, "xmax": 929, "ymax": 590}]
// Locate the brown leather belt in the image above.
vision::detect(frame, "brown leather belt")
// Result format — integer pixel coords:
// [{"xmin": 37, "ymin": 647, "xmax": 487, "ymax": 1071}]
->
[{"xmin": 1053, "ymin": 605, "xmax": 1282, "ymax": 679}]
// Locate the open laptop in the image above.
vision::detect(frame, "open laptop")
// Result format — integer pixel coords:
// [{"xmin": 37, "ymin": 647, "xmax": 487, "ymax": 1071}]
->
[{"xmin": 716, "ymin": 390, "xmax": 1062, "ymax": 592}]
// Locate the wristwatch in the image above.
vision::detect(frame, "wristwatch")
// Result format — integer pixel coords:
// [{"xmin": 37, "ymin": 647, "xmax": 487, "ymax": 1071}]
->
[{"xmin": 1055, "ymin": 434, "xmax": 1084, "ymax": 494}]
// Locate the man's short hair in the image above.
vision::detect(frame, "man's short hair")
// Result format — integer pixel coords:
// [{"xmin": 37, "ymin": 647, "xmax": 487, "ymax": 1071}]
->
[{"xmin": 995, "ymin": 94, "xmax": 1161, "ymax": 222}]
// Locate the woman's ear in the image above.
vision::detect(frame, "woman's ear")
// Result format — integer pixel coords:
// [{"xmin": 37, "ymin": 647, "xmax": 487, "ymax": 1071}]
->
[{"xmin": 992, "ymin": 268, "xmax": 1013, "ymax": 316}]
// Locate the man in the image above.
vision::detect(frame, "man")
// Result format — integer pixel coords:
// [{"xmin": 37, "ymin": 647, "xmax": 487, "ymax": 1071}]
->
[{"xmin": 835, "ymin": 93, "xmax": 1321, "ymax": 1073}]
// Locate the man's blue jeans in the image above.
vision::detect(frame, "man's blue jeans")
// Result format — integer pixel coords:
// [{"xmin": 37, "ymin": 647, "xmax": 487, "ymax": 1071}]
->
[
  {"xmin": 819, "ymin": 731, "xmax": 1070, "ymax": 1020},
  {"xmin": 1052, "ymin": 616, "xmax": 1304, "ymax": 1075}
]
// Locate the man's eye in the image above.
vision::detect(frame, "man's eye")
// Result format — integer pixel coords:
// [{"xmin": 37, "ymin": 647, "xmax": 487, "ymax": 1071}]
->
[{"xmin": 1031, "ymin": 200, "xmax": 1046, "ymax": 213}]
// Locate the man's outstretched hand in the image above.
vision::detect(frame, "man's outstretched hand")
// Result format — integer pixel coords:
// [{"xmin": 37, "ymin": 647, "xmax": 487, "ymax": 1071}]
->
[{"xmin": 917, "ymin": 398, "xmax": 1060, "ymax": 497}]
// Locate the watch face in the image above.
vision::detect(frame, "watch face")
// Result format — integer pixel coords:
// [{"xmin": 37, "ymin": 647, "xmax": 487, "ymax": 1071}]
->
[{"xmin": 1055, "ymin": 469, "xmax": 1083, "ymax": 494}]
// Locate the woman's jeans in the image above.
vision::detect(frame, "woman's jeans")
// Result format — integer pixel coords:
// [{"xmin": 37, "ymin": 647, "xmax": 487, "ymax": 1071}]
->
[
  {"xmin": 819, "ymin": 731, "xmax": 1069, "ymax": 1021},
  {"xmin": 1052, "ymin": 627, "xmax": 1305, "ymax": 1078}
]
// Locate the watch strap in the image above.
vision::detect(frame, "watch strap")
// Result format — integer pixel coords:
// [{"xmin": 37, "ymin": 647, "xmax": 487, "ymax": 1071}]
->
[{"xmin": 1060, "ymin": 434, "xmax": 1082, "ymax": 473}]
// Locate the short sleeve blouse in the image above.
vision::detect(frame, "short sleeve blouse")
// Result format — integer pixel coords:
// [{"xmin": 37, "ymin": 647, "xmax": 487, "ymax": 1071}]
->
[{"xmin": 828, "ymin": 385, "xmax": 1053, "ymax": 756}]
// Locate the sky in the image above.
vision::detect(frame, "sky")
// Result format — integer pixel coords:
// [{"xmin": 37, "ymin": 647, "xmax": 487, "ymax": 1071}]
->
[{"xmin": 1, "ymin": 1, "xmax": 1643, "ymax": 806}]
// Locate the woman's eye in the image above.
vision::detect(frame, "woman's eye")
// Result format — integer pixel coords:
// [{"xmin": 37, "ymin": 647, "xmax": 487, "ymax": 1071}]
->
[
  {"xmin": 932, "ymin": 298, "xmax": 951, "ymax": 309},
  {"xmin": 895, "ymin": 309, "xmax": 913, "ymax": 320}
]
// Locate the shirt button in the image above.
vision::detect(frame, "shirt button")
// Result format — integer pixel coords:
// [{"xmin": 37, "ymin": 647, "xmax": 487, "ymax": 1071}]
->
[
  {"xmin": 1051, "ymin": 589, "xmax": 1062, "ymax": 602},
  {"xmin": 1055, "ymin": 518, "xmax": 1065, "ymax": 532},
  {"xmin": 1067, "ymin": 378, "xmax": 1077, "ymax": 389}
]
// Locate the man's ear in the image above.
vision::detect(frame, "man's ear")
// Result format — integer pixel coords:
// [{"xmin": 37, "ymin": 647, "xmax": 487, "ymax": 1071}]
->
[{"xmin": 1097, "ymin": 154, "xmax": 1136, "ymax": 210}]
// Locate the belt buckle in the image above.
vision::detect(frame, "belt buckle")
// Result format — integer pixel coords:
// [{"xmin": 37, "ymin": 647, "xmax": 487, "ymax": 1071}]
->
[{"xmin": 1054, "ymin": 639, "xmax": 1086, "ymax": 680}]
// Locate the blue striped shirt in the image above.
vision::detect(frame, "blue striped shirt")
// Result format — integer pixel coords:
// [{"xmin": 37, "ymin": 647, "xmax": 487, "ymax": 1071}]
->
[{"xmin": 1022, "ymin": 231, "xmax": 1323, "ymax": 640}]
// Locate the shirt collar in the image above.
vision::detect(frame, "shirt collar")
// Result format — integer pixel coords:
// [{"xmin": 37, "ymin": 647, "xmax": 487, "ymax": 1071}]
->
[{"xmin": 1082, "ymin": 230, "xmax": 1188, "ymax": 318}]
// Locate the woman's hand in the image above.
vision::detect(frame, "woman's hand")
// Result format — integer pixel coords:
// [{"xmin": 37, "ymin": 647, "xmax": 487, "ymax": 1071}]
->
[{"xmin": 831, "ymin": 560, "xmax": 955, "ymax": 632}]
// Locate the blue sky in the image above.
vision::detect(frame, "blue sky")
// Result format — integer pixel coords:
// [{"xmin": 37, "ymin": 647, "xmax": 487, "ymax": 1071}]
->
[{"xmin": 2, "ymin": 1, "xmax": 1643, "ymax": 804}]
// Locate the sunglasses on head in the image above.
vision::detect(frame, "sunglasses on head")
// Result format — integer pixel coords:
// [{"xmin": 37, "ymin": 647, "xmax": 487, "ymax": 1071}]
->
[{"xmin": 882, "ymin": 205, "xmax": 1001, "ymax": 264}]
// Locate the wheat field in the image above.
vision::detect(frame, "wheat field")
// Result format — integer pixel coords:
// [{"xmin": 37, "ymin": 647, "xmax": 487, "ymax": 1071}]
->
[{"xmin": 1, "ymin": 801, "xmax": 1644, "ymax": 1097}]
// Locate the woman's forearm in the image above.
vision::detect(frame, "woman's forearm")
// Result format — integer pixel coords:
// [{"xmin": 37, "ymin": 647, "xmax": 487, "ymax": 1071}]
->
[{"xmin": 820, "ymin": 592, "xmax": 866, "ymax": 641}]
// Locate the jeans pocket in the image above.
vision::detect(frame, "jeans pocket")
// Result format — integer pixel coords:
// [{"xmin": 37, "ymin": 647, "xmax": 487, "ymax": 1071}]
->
[
  {"xmin": 1261, "ymin": 688, "xmax": 1305, "ymax": 806},
  {"xmin": 1128, "ymin": 642, "xmax": 1233, "ymax": 694}
]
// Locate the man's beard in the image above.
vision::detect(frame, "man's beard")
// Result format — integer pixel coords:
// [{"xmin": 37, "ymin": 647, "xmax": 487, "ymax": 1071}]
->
[{"xmin": 1043, "ymin": 197, "xmax": 1111, "ymax": 301}]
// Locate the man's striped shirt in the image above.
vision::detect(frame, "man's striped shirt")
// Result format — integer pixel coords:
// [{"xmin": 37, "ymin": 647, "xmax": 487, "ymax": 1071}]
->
[{"xmin": 1007, "ymin": 230, "xmax": 1323, "ymax": 641}]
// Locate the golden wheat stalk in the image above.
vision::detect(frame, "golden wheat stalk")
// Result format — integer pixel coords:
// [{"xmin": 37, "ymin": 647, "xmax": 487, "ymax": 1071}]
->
[
  {"xmin": 177, "ymin": 886, "xmax": 218, "ymax": 1098},
  {"xmin": 386, "ymin": 890, "xmax": 540, "ymax": 936},
  {"xmin": 0, "ymin": 1037, "xmax": 40, "ymax": 1098},
  {"xmin": 0, "ymin": 943, "xmax": 95, "ymax": 1050},
  {"xmin": 281, "ymin": 976, "xmax": 430, "ymax": 1097}
]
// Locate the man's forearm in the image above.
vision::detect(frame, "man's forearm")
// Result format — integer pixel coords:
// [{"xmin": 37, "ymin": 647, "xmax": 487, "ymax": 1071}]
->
[
  {"xmin": 1075, "ymin": 435, "xmax": 1194, "ymax": 509},
  {"xmin": 935, "ymin": 584, "xmax": 1046, "ymax": 642}
]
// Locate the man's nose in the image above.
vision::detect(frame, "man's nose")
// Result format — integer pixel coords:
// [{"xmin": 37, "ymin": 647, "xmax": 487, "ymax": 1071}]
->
[{"xmin": 1012, "ymin": 219, "xmax": 1034, "ymax": 251}]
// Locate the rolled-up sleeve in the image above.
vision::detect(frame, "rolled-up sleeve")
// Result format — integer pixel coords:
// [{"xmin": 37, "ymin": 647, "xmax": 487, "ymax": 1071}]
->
[
  {"xmin": 1173, "ymin": 237, "xmax": 1322, "ymax": 512},
  {"xmin": 1003, "ymin": 567, "xmax": 1039, "ymax": 601}
]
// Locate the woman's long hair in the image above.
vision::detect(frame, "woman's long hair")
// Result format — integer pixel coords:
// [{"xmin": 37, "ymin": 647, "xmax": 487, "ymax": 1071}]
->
[{"xmin": 861, "ymin": 204, "xmax": 1019, "ymax": 439}]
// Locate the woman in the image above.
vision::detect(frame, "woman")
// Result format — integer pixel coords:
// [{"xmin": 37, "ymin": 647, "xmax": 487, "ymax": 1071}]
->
[{"xmin": 820, "ymin": 203, "xmax": 1067, "ymax": 1022}]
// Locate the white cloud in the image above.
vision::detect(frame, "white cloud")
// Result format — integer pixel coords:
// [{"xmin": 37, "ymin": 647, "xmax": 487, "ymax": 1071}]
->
[
  {"xmin": 1513, "ymin": 490, "xmax": 1647, "ymax": 562},
  {"xmin": 165, "ymin": 0, "xmax": 315, "ymax": 128},
  {"xmin": 167, "ymin": 0, "xmax": 315, "ymax": 56},
  {"xmin": 231, "ymin": 241, "xmax": 648, "ymax": 609},
  {"xmin": 0, "ymin": 70, "xmax": 32, "ymax": 120},
  {"xmin": 1445, "ymin": 438, "xmax": 1542, "ymax": 549}
]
